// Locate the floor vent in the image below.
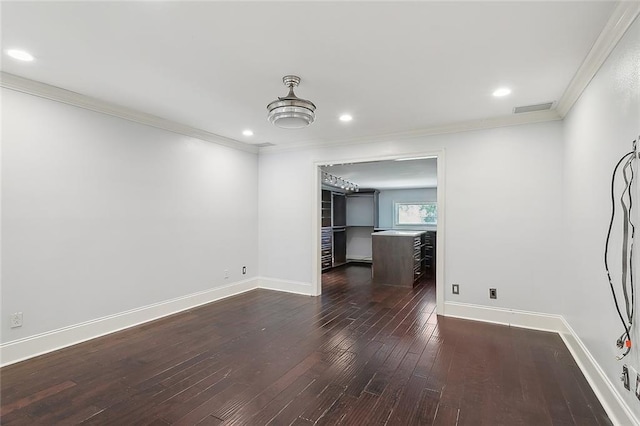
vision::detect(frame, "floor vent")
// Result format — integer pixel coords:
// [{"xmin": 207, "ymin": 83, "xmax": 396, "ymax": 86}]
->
[
  {"xmin": 256, "ymin": 142, "xmax": 275, "ymax": 147},
  {"xmin": 513, "ymin": 102, "xmax": 554, "ymax": 114}
]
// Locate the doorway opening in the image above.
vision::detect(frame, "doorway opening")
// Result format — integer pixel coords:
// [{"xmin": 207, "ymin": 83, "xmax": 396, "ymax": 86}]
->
[{"xmin": 311, "ymin": 151, "xmax": 445, "ymax": 315}]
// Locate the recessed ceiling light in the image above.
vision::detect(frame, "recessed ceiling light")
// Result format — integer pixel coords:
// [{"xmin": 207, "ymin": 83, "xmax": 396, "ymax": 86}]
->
[
  {"xmin": 242, "ymin": 130, "xmax": 254, "ymax": 136},
  {"xmin": 6, "ymin": 49, "xmax": 35, "ymax": 62},
  {"xmin": 492, "ymin": 87, "xmax": 511, "ymax": 97},
  {"xmin": 339, "ymin": 114, "xmax": 353, "ymax": 122}
]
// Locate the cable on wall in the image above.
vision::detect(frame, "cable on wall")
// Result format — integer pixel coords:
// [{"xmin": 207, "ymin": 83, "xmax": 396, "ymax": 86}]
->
[{"xmin": 605, "ymin": 138, "xmax": 638, "ymax": 360}]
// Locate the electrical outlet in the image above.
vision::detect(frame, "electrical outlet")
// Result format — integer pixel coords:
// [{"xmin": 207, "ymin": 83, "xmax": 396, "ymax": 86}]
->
[
  {"xmin": 224, "ymin": 269, "xmax": 229, "ymax": 279},
  {"xmin": 10, "ymin": 312, "xmax": 23, "ymax": 328},
  {"xmin": 452, "ymin": 284, "xmax": 459, "ymax": 294},
  {"xmin": 242, "ymin": 266, "xmax": 247, "ymax": 275},
  {"xmin": 489, "ymin": 288, "xmax": 497, "ymax": 299},
  {"xmin": 622, "ymin": 365, "xmax": 630, "ymax": 390}
]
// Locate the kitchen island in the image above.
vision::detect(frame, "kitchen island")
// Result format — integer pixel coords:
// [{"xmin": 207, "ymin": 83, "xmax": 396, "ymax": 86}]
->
[{"xmin": 372, "ymin": 230, "xmax": 427, "ymax": 287}]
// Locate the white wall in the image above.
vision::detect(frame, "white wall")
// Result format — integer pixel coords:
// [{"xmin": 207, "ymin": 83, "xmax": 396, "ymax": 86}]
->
[
  {"xmin": 562, "ymin": 16, "xmax": 640, "ymax": 418},
  {"xmin": 259, "ymin": 120, "xmax": 565, "ymax": 314},
  {"xmin": 378, "ymin": 188, "xmax": 437, "ymax": 229},
  {"xmin": 1, "ymin": 89, "xmax": 259, "ymax": 344}
]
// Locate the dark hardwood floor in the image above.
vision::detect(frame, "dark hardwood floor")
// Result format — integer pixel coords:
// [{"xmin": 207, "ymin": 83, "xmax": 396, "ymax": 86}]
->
[{"xmin": 1, "ymin": 265, "xmax": 610, "ymax": 425}]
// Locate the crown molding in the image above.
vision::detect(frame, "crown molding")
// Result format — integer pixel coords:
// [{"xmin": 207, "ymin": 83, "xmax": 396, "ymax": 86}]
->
[
  {"xmin": 3, "ymin": 71, "xmax": 560, "ymax": 156},
  {"xmin": 556, "ymin": 1, "xmax": 640, "ymax": 117},
  {"xmin": 5, "ymin": 1, "xmax": 636, "ymax": 157},
  {"xmin": 0, "ymin": 72, "xmax": 258, "ymax": 154},
  {"xmin": 263, "ymin": 2, "xmax": 639, "ymax": 154},
  {"xmin": 260, "ymin": 109, "xmax": 562, "ymax": 154}
]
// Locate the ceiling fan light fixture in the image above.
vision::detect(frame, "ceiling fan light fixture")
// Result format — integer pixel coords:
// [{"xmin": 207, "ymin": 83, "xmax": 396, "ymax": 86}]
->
[{"xmin": 267, "ymin": 75, "xmax": 316, "ymax": 129}]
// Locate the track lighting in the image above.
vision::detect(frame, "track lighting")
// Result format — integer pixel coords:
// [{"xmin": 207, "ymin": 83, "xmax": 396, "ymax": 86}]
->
[{"xmin": 322, "ymin": 171, "xmax": 358, "ymax": 192}]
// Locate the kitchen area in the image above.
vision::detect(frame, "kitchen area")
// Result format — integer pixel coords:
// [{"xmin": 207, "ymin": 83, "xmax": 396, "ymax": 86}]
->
[{"xmin": 320, "ymin": 158, "xmax": 437, "ymax": 288}]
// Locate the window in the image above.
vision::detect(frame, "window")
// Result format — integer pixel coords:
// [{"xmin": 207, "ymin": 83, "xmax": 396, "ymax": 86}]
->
[{"xmin": 394, "ymin": 202, "xmax": 437, "ymax": 226}]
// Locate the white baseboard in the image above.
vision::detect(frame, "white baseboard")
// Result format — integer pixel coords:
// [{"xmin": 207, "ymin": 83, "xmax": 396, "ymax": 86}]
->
[
  {"xmin": 346, "ymin": 256, "xmax": 372, "ymax": 262},
  {"xmin": 559, "ymin": 319, "xmax": 639, "ymax": 426},
  {"xmin": 443, "ymin": 301, "xmax": 638, "ymax": 426},
  {"xmin": 258, "ymin": 277, "xmax": 313, "ymax": 295},
  {"xmin": 443, "ymin": 301, "xmax": 567, "ymax": 332},
  {"xmin": 0, "ymin": 278, "xmax": 260, "ymax": 367}
]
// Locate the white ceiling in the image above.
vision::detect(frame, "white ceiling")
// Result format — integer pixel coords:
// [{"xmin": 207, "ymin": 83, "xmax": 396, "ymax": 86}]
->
[
  {"xmin": 323, "ymin": 158, "xmax": 437, "ymax": 190},
  {"xmin": 1, "ymin": 2, "xmax": 616, "ymax": 149}
]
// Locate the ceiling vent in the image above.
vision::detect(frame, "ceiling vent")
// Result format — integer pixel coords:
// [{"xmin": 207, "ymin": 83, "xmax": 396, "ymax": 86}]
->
[
  {"xmin": 513, "ymin": 102, "xmax": 554, "ymax": 114},
  {"xmin": 256, "ymin": 142, "xmax": 275, "ymax": 148}
]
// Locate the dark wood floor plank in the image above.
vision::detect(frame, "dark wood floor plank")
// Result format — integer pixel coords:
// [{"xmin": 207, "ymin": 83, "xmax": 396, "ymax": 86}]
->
[
  {"xmin": 343, "ymin": 342, "xmax": 394, "ymax": 400},
  {"xmin": 219, "ymin": 352, "xmax": 321, "ymax": 425},
  {"xmin": 172, "ymin": 382, "xmax": 248, "ymax": 425},
  {"xmin": 387, "ymin": 373, "xmax": 427, "ymax": 425},
  {"xmin": 337, "ymin": 391, "xmax": 379, "ymax": 425},
  {"xmin": 532, "ymin": 345, "xmax": 577, "ymax": 424},
  {"xmin": 414, "ymin": 388, "xmax": 441, "ymax": 425},
  {"xmin": 298, "ymin": 383, "xmax": 345, "ymax": 423},
  {"xmin": 0, "ymin": 265, "xmax": 610, "ymax": 425},
  {"xmin": 195, "ymin": 415, "xmax": 224, "ymax": 426},
  {"xmin": 314, "ymin": 392, "xmax": 356, "ymax": 425},
  {"xmin": 433, "ymin": 403, "xmax": 460, "ymax": 425},
  {"xmin": 84, "ymin": 367, "xmax": 231, "ymax": 424},
  {"xmin": 0, "ymin": 380, "xmax": 76, "ymax": 417},
  {"xmin": 244, "ymin": 374, "xmax": 317, "ymax": 425},
  {"xmin": 365, "ymin": 351, "xmax": 422, "ymax": 425},
  {"xmin": 265, "ymin": 380, "xmax": 330, "ymax": 425}
]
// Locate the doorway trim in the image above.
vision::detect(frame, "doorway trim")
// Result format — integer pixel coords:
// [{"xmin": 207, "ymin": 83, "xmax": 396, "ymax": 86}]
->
[{"xmin": 311, "ymin": 149, "xmax": 445, "ymax": 316}]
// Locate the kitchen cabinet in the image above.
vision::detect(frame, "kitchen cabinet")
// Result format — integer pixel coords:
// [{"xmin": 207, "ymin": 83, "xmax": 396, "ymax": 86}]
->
[
  {"xmin": 424, "ymin": 230, "xmax": 436, "ymax": 277},
  {"xmin": 321, "ymin": 228, "xmax": 332, "ymax": 270},
  {"xmin": 332, "ymin": 193, "xmax": 346, "ymax": 227},
  {"xmin": 321, "ymin": 189, "xmax": 347, "ymax": 270}
]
